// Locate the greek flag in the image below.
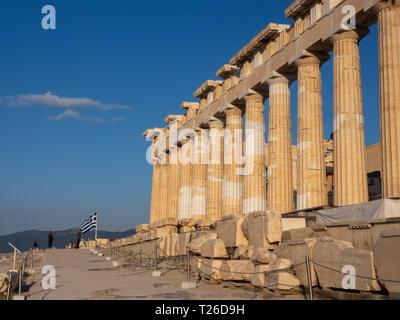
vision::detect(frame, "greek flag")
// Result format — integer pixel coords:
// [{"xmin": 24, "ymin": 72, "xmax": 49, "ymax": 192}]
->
[{"xmin": 81, "ymin": 212, "xmax": 97, "ymax": 234}]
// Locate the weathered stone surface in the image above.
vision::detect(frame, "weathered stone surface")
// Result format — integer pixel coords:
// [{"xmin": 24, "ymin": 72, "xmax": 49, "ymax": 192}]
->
[
  {"xmin": 233, "ymin": 245, "xmax": 254, "ymax": 260},
  {"xmin": 264, "ymin": 211, "xmax": 282, "ymax": 244},
  {"xmin": 267, "ymin": 257, "xmax": 294, "ymax": 273},
  {"xmin": 241, "ymin": 214, "xmax": 249, "ymax": 240},
  {"xmin": 281, "ymin": 217, "xmax": 306, "ymax": 231},
  {"xmin": 168, "ymin": 233, "xmax": 180, "ymax": 257},
  {"xmin": 200, "ymin": 239, "xmax": 228, "ymax": 259},
  {"xmin": 158, "ymin": 236, "xmax": 170, "ymax": 258},
  {"xmin": 251, "ymin": 265, "xmax": 270, "ymax": 288},
  {"xmin": 0, "ymin": 273, "xmax": 8, "ymax": 294},
  {"xmin": 251, "ymin": 247, "xmax": 277, "ymax": 264},
  {"xmin": 265, "ymin": 272, "xmax": 301, "ymax": 291},
  {"xmin": 216, "ymin": 215, "xmax": 248, "ymax": 248},
  {"xmin": 178, "ymin": 233, "xmax": 191, "ymax": 256},
  {"xmin": 136, "ymin": 224, "xmax": 149, "ymax": 233},
  {"xmin": 180, "ymin": 226, "xmax": 196, "ymax": 233},
  {"xmin": 244, "ymin": 211, "xmax": 280, "ymax": 249},
  {"xmin": 373, "ymin": 228, "xmax": 400, "ymax": 294},
  {"xmin": 220, "ymin": 260, "xmax": 253, "ymax": 282},
  {"xmin": 156, "ymin": 217, "xmax": 178, "ymax": 228},
  {"xmin": 142, "ymin": 232, "xmax": 151, "ymax": 242},
  {"xmin": 190, "ymin": 256, "xmax": 202, "ymax": 276},
  {"xmin": 187, "ymin": 233, "xmax": 217, "ymax": 255},
  {"xmin": 155, "ymin": 226, "xmax": 178, "ymax": 239},
  {"xmin": 246, "ymin": 212, "xmax": 269, "ymax": 249},
  {"xmin": 200, "ymin": 258, "xmax": 224, "ymax": 281},
  {"xmin": 274, "ymin": 238, "xmax": 318, "ymax": 286},
  {"xmin": 313, "ymin": 237, "xmax": 380, "ymax": 291},
  {"xmin": 196, "ymin": 219, "xmax": 214, "ymax": 229},
  {"xmin": 180, "ymin": 218, "xmax": 197, "ymax": 227}
]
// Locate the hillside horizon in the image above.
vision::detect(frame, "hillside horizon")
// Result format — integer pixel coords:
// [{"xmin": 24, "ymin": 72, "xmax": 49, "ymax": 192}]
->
[{"xmin": 0, "ymin": 228, "xmax": 135, "ymax": 253}]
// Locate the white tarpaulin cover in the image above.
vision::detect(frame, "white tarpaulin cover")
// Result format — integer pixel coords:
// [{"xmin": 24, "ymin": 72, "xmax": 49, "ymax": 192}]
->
[{"xmin": 316, "ymin": 199, "xmax": 400, "ymax": 225}]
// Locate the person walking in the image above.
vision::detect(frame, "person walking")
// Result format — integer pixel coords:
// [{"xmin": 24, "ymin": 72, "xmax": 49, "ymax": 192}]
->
[
  {"xmin": 48, "ymin": 231, "xmax": 54, "ymax": 248},
  {"xmin": 76, "ymin": 229, "xmax": 82, "ymax": 249}
]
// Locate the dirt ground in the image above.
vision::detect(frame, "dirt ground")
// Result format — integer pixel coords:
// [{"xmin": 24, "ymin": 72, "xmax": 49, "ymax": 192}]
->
[{"xmin": 24, "ymin": 248, "xmax": 312, "ymax": 300}]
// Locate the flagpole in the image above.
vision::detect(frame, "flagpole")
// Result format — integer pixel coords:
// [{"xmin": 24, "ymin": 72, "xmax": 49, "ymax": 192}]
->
[{"xmin": 95, "ymin": 208, "xmax": 98, "ymax": 241}]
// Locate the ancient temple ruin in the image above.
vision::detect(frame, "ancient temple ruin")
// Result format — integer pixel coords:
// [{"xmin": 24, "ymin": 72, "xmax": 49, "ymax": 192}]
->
[{"xmin": 143, "ymin": 0, "xmax": 400, "ymax": 225}]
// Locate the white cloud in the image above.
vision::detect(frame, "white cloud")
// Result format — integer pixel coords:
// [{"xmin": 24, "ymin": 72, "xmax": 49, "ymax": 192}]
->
[
  {"xmin": 0, "ymin": 92, "xmax": 130, "ymax": 110},
  {"xmin": 46, "ymin": 109, "xmax": 83, "ymax": 121},
  {"xmin": 46, "ymin": 110, "xmax": 125, "ymax": 124}
]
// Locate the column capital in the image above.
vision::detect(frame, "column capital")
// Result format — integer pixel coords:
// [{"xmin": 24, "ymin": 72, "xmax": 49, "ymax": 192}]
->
[
  {"xmin": 266, "ymin": 73, "xmax": 291, "ymax": 86},
  {"xmin": 164, "ymin": 114, "xmax": 184, "ymax": 125},
  {"xmin": 207, "ymin": 116, "xmax": 224, "ymax": 128},
  {"xmin": 243, "ymin": 90, "xmax": 264, "ymax": 102},
  {"xmin": 329, "ymin": 28, "xmax": 369, "ymax": 44},
  {"xmin": 181, "ymin": 101, "xmax": 199, "ymax": 111},
  {"xmin": 224, "ymin": 105, "xmax": 243, "ymax": 117},
  {"xmin": 371, "ymin": 0, "xmax": 400, "ymax": 14},
  {"xmin": 295, "ymin": 51, "xmax": 330, "ymax": 67}
]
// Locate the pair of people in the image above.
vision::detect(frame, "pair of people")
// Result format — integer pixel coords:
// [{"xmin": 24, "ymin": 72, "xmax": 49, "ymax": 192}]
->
[{"xmin": 46, "ymin": 229, "xmax": 82, "ymax": 249}]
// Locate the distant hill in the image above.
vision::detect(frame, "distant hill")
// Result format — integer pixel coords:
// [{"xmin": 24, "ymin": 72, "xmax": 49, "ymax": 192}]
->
[{"xmin": 0, "ymin": 228, "xmax": 136, "ymax": 253}]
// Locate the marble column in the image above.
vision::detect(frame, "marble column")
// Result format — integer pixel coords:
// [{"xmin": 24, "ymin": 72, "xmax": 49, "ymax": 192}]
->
[
  {"xmin": 191, "ymin": 128, "xmax": 208, "ymax": 219},
  {"xmin": 267, "ymin": 76, "xmax": 294, "ymax": 213},
  {"xmin": 223, "ymin": 106, "xmax": 243, "ymax": 216},
  {"xmin": 296, "ymin": 54, "xmax": 327, "ymax": 210},
  {"xmin": 158, "ymin": 149, "xmax": 169, "ymax": 221},
  {"xmin": 178, "ymin": 138, "xmax": 193, "ymax": 220},
  {"xmin": 206, "ymin": 117, "xmax": 224, "ymax": 221},
  {"xmin": 167, "ymin": 144, "xmax": 180, "ymax": 220},
  {"xmin": 243, "ymin": 92, "xmax": 267, "ymax": 214},
  {"xmin": 376, "ymin": 1, "xmax": 400, "ymax": 198},
  {"xmin": 150, "ymin": 138, "xmax": 160, "ymax": 224},
  {"xmin": 331, "ymin": 30, "xmax": 368, "ymax": 206}
]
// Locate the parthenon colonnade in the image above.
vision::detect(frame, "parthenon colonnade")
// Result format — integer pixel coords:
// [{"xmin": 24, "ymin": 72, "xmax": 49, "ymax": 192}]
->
[{"xmin": 143, "ymin": 0, "xmax": 400, "ymax": 226}]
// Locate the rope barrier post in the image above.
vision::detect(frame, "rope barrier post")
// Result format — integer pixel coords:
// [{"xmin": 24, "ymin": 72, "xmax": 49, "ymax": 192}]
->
[
  {"xmin": 305, "ymin": 256, "xmax": 314, "ymax": 301},
  {"xmin": 152, "ymin": 244, "xmax": 161, "ymax": 277},
  {"xmin": 22, "ymin": 257, "xmax": 26, "ymax": 277},
  {"xmin": 18, "ymin": 267, "xmax": 22, "ymax": 295},
  {"xmin": 186, "ymin": 251, "xmax": 190, "ymax": 282},
  {"xmin": 112, "ymin": 246, "xmax": 119, "ymax": 268},
  {"xmin": 12, "ymin": 248, "xmax": 17, "ymax": 270},
  {"xmin": 6, "ymin": 273, "xmax": 11, "ymax": 300},
  {"xmin": 181, "ymin": 250, "xmax": 196, "ymax": 289},
  {"xmin": 12, "ymin": 266, "xmax": 26, "ymax": 300}
]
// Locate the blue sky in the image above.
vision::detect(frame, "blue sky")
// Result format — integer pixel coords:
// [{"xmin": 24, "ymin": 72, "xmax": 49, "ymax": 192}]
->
[{"xmin": 0, "ymin": 0, "xmax": 380, "ymax": 235}]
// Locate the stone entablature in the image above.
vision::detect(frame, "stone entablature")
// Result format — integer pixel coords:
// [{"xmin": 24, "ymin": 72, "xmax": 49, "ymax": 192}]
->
[{"xmin": 178, "ymin": 0, "xmax": 381, "ymax": 132}]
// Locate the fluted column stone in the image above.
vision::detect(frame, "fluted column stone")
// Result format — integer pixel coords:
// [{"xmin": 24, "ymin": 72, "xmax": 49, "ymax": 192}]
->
[
  {"xmin": 243, "ymin": 92, "xmax": 267, "ymax": 214},
  {"xmin": 223, "ymin": 106, "xmax": 244, "ymax": 216},
  {"xmin": 267, "ymin": 76, "xmax": 294, "ymax": 213},
  {"xmin": 159, "ymin": 150, "xmax": 169, "ymax": 221},
  {"xmin": 191, "ymin": 129, "xmax": 208, "ymax": 219},
  {"xmin": 296, "ymin": 54, "xmax": 327, "ymax": 210},
  {"xmin": 331, "ymin": 30, "xmax": 368, "ymax": 206},
  {"xmin": 206, "ymin": 117, "xmax": 224, "ymax": 221},
  {"xmin": 376, "ymin": 1, "xmax": 400, "ymax": 198},
  {"xmin": 167, "ymin": 144, "xmax": 180, "ymax": 220},
  {"xmin": 178, "ymin": 138, "xmax": 193, "ymax": 220},
  {"xmin": 150, "ymin": 137, "xmax": 160, "ymax": 224}
]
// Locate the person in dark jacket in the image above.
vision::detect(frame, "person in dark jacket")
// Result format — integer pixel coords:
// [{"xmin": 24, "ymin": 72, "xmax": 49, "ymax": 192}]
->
[
  {"xmin": 76, "ymin": 229, "xmax": 82, "ymax": 249},
  {"xmin": 48, "ymin": 231, "xmax": 54, "ymax": 248}
]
